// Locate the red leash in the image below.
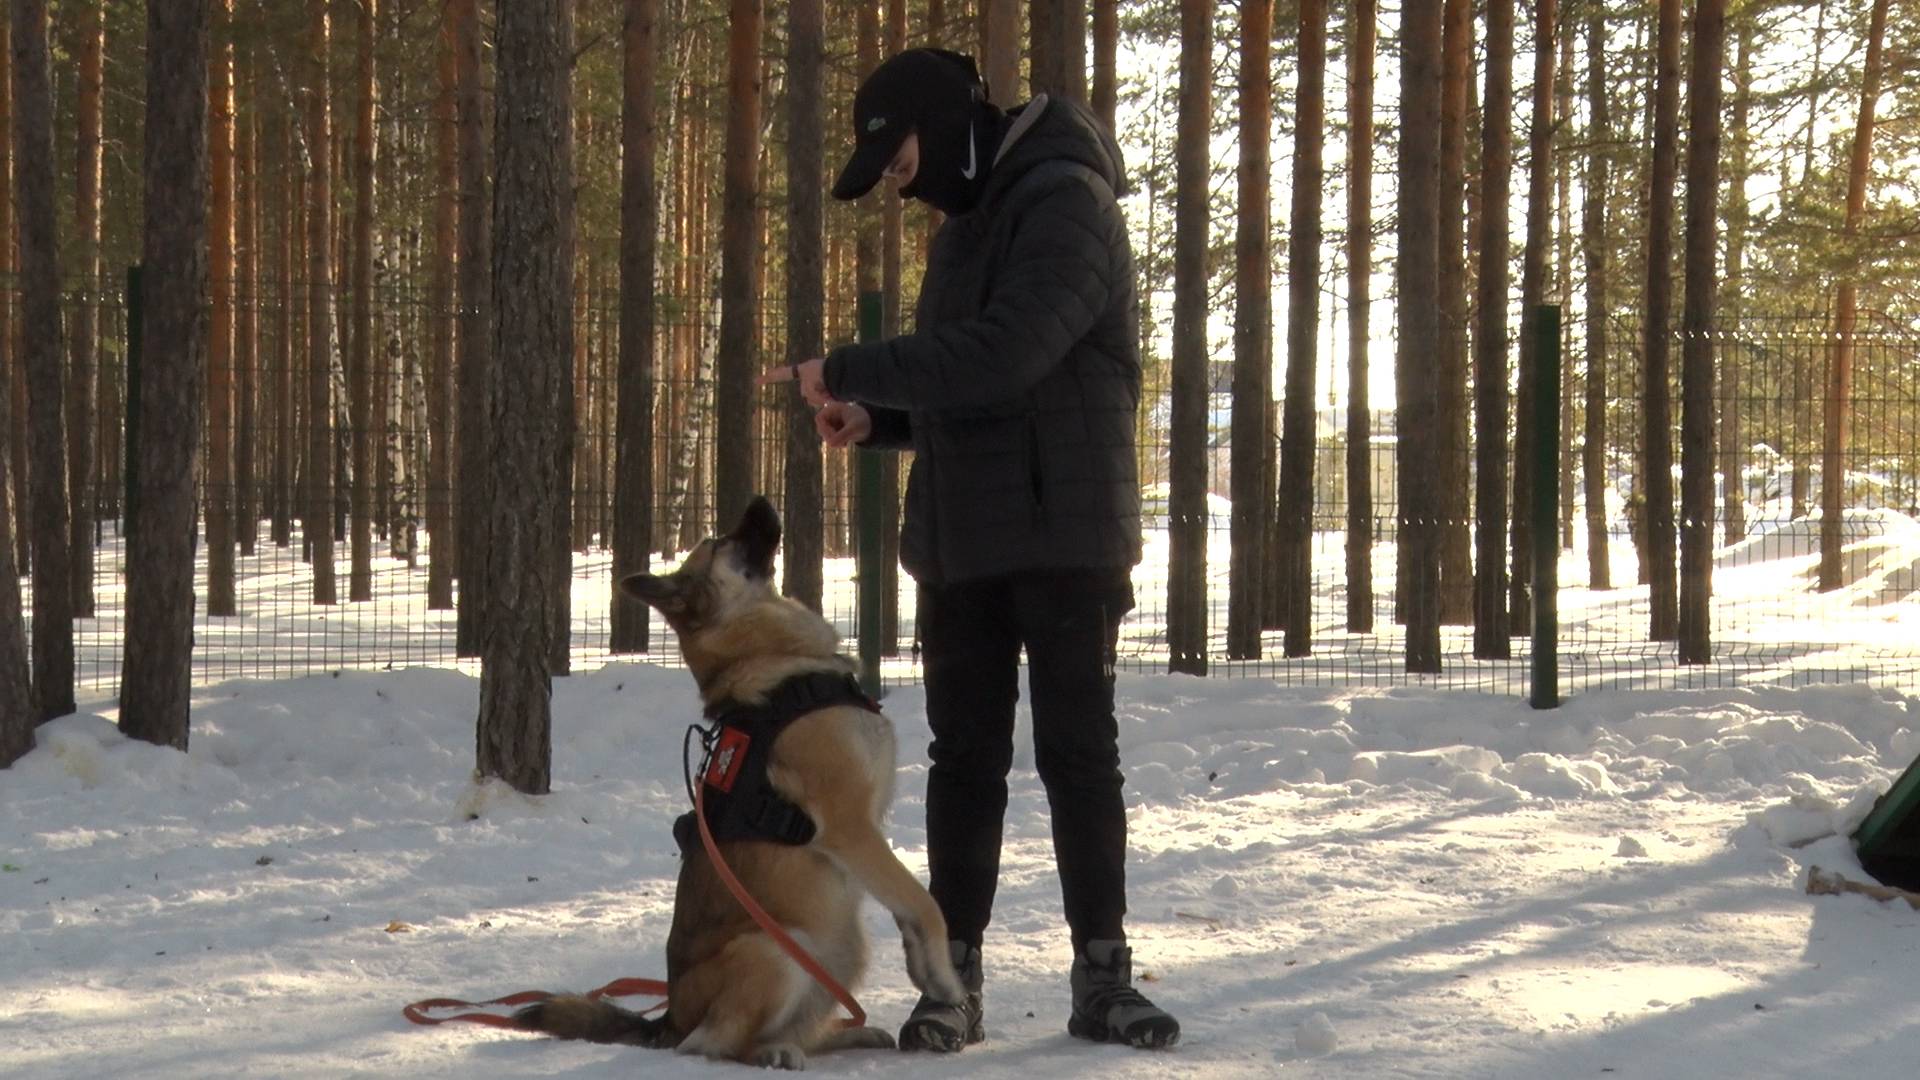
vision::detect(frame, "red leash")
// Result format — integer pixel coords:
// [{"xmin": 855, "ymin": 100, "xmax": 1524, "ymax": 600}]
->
[
  {"xmin": 403, "ymin": 786, "xmax": 865, "ymax": 1032},
  {"xmin": 402, "ymin": 975, "xmax": 668, "ymax": 1028}
]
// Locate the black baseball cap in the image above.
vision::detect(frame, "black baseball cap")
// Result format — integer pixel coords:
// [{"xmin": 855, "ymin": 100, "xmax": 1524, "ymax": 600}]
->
[{"xmin": 832, "ymin": 48, "xmax": 987, "ymax": 201}]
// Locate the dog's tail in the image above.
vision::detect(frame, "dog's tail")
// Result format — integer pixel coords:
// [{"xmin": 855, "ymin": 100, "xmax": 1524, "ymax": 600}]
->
[{"xmin": 513, "ymin": 994, "xmax": 678, "ymax": 1048}]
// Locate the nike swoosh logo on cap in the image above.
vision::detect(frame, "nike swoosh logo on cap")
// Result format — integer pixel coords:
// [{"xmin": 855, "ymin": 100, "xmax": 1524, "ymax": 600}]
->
[{"xmin": 960, "ymin": 123, "xmax": 977, "ymax": 180}]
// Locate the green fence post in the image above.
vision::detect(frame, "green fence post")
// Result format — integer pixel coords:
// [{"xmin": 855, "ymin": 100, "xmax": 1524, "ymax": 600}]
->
[
  {"xmin": 855, "ymin": 290, "xmax": 885, "ymax": 699},
  {"xmin": 1529, "ymin": 304, "xmax": 1561, "ymax": 708},
  {"xmin": 124, "ymin": 264, "xmax": 143, "ymax": 544}
]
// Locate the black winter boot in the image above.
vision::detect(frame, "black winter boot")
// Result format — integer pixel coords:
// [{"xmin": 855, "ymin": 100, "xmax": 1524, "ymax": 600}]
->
[
  {"xmin": 898, "ymin": 941, "xmax": 985, "ymax": 1052},
  {"xmin": 1068, "ymin": 939, "xmax": 1181, "ymax": 1049}
]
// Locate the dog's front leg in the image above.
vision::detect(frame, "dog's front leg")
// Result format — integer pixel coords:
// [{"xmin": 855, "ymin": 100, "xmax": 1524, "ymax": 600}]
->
[{"xmin": 812, "ymin": 824, "xmax": 968, "ymax": 1006}]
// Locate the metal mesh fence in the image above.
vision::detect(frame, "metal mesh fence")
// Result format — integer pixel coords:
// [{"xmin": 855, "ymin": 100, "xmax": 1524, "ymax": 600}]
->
[{"xmin": 11, "ymin": 277, "xmax": 1920, "ymax": 698}]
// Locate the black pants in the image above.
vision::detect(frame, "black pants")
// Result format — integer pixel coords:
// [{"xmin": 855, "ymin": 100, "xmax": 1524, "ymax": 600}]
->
[{"xmin": 919, "ymin": 567, "xmax": 1133, "ymax": 953}]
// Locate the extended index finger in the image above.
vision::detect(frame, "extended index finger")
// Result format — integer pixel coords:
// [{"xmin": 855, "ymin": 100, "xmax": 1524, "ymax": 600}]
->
[{"xmin": 756, "ymin": 365, "xmax": 796, "ymax": 386}]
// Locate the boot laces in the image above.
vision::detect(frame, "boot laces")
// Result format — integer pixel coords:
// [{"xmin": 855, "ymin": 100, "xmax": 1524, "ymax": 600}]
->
[{"xmin": 1084, "ymin": 980, "xmax": 1155, "ymax": 1016}]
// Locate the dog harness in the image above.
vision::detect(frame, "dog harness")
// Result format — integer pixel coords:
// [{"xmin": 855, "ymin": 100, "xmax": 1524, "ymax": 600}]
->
[{"xmin": 675, "ymin": 671, "xmax": 881, "ymax": 854}]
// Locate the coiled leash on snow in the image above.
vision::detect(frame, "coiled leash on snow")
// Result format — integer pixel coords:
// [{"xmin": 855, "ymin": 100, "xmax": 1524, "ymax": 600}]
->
[{"xmin": 403, "ymin": 675, "xmax": 873, "ymax": 1032}]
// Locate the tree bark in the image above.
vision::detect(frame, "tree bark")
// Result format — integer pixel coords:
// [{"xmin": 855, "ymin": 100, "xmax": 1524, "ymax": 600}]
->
[
  {"xmin": 1641, "ymin": 0, "xmax": 1681, "ymax": 639},
  {"xmin": 454, "ymin": 0, "xmax": 491, "ymax": 653},
  {"xmin": 612, "ymin": 0, "xmax": 660, "ymax": 647},
  {"xmin": 1399, "ymin": 0, "xmax": 1444, "ymax": 673},
  {"xmin": 1276, "ymin": 0, "xmax": 1325, "ymax": 656},
  {"xmin": 427, "ymin": 8, "xmax": 458, "ymax": 610},
  {"xmin": 1345, "ymin": 0, "xmax": 1376, "ymax": 635},
  {"xmin": 781, "ymin": 0, "xmax": 824, "ymax": 614},
  {"xmin": 208, "ymin": 1, "xmax": 238, "ymax": 616},
  {"xmin": 1167, "ymin": 0, "xmax": 1211, "ymax": 675},
  {"xmin": 120, "ymin": 0, "xmax": 208, "ymax": 751},
  {"xmin": 11, "ymin": 0, "xmax": 71, "ymax": 720},
  {"xmin": 1091, "ymin": 0, "xmax": 1118, "ymax": 130},
  {"xmin": 0, "ymin": 353, "xmax": 28, "ymax": 764},
  {"xmin": 235, "ymin": 64, "xmax": 259, "ymax": 559},
  {"xmin": 479, "ymin": 0, "xmax": 574, "ymax": 796},
  {"xmin": 1511, "ymin": 0, "xmax": 1555, "ymax": 631},
  {"xmin": 1435, "ymin": 0, "xmax": 1473, "ymax": 626},
  {"xmin": 1718, "ymin": 17, "xmax": 1752, "ymax": 548},
  {"xmin": 0, "ymin": 16, "xmax": 18, "ymax": 577},
  {"xmin": 68, "ymin": 0, "xmax": 104, "ymax": 617},
  {"xmin": 348, "ymin": 0, "xmax": 378, "ymax": 602},
  {"xmin": 1581, "ymin": 10, "xmax": 1611, "ymax": 592},
  {"xmin": 1227, "ymin": 0, "xmax": 1271, "ymax": 660},
  {"xmin": 1030, "ymin": 1, "xmax": 1087, "ymax": 103},
  {"xmin": 1677, "ymin": 0, "xmax": 1725, "ymax": 663},
  {"xmin": 980, "ymin": 0, "xmax": 1020, "ymax": 107},
  {"xmin": 1819, "ymin": 0, "xmax": 1890, "ymax": 592},
  {"xmin": 1472, "ymin": 0, "xmax": 1513, "ymax": 658},
  {"xmin": 713, "ymin": 0, "xmax": 763, "ymax": 532}
]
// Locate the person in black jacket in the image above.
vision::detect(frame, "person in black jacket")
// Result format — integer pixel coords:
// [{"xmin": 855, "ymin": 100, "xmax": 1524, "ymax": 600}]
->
[{"xmin": 761, "ymin": 47, "xmax": 1178, "ymax": 1053}]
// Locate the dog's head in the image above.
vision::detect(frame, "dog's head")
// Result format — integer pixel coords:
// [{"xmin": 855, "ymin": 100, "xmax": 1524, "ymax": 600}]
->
[
  {"xmin": 622, "ymin": 495, "xmax": 848, "ymax": 702},
  {"xmin": 619, "ymin": 495, "xmax": 782, "ymax": 637}
]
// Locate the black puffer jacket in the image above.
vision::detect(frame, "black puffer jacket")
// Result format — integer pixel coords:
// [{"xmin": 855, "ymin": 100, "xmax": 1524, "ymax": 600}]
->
[{"xmin": 822, "ymin": 96, "xmax": 1142, "ymax": 585}]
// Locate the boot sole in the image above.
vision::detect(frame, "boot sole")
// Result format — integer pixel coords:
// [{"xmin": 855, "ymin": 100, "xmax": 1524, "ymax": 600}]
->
[{"xmin": 1069, "ymin": 1012, "xmax": 1181, "ymax": 1049}]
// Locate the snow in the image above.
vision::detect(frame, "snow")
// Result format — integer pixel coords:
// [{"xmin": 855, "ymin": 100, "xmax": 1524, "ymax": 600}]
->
[{"xmin": 5, "ymin": 660, "xmax": 1920, "ymax": 1078}]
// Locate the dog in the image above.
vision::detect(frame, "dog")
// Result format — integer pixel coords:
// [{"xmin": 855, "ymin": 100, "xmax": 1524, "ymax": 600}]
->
[{"xmin": 515, "ymin": 495, "xmax": 967, "ymax": 1069}]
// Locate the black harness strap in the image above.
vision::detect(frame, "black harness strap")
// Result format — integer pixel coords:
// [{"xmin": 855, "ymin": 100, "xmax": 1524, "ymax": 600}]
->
[{"xmin": 676, "ymin": 671, "xmax": 880, "ymax": 854}]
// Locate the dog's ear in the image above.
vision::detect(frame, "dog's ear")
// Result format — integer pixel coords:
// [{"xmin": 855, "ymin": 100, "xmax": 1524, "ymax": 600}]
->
[
  {"xmin": 729, "ymin": 495, "xmax": 781, "ymax": 579},
  {"xmin": 619, "ymin": 572, "xmax": 684, "ymax": 614}
]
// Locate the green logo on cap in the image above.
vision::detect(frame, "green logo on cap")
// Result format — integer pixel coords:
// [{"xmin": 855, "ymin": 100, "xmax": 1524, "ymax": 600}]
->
[{"xmin": 866, "ymin": 116, "xmax": 888, "ymax": 133}]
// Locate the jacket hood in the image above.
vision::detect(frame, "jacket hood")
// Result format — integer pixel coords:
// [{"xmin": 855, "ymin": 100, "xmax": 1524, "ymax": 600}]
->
[{"xmin": 979, "ymin": 95, "xmax": 1129, "ymax": 206}]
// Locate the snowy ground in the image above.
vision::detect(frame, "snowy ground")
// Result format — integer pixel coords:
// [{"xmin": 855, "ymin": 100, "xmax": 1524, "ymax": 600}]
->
[{"xmin": 5, "ymin": 662, "xmax": 1919, "ymax": 1078}]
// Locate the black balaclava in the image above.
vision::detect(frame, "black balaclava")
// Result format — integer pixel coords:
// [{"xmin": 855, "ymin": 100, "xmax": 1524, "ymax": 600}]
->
[{"xmin": 901, "ymin": 96, "xmax": 1008, "ymax": 217}]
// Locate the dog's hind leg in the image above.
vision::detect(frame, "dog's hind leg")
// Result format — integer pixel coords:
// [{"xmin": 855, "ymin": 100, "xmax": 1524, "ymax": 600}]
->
[{"xmin": 675, "ymin": 931, "xmax": 832, "ymax": 1069}]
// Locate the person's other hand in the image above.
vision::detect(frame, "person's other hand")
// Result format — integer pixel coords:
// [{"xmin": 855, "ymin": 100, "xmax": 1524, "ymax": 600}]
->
[
  {"xmin": 757, "ymin": 357, "xmax": 831, "ymax": 407},
  {"xmin": 814, "ymin": 401, "xmax": 872, "ymax": 448}
]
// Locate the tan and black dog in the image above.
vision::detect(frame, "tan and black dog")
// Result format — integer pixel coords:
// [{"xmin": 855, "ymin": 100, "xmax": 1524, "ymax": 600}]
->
[{"xmin": 516, "ymin": 496, "xmax": 965, "ymax": 1069}]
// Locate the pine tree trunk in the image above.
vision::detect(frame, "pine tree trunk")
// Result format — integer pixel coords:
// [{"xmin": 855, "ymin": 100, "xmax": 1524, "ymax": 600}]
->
[
  {"xmin": 0, "ymin": 17, "xmax": 19, "ymax": 578},
  {"xmin": 780, "ymin": 0, "xmax": 825, "ymax": 615},
  {"xmin": 208, "ymin": 2, "xmax": 238, "ymax": 616},
  {"xmin": 1091, "ymin": 0, "xmax": 1118, "ymax": 130},
  {"xmin": 1473, "ymin": 0, "xmax": 1513, "ymax": 658},
  {"xmin": 1556, "ymin": 22, "xmax": 1576, "ymax": 554},
  {"xmin": 274, "ymin": 117, "xmax": 296, "ymax": 549},
  {"xmin": 68, "ymin": 0, "xmax": 104, "ymax": 617},
  {"xmin": 1718, "ymin": 19, "xmax": 1751, "ymax": 548},
  {"xmin": 612, "ymin": 0, "xmax": 660, "ymax": 649},
  {"xmin": 0, "ymin": 354, "xmax": 28, "ymax": 764},
  {"xmin": 1641, "ymin": 0, "xmax": 1681, "ymax": 639},
  {"xmin": 120, "ymin": 0, "xmax": 208, "ymax": 751},
  {"xmin": 1510, "ymin": 0, "xmax": 1555, "ymax": 632},
  {"xmin": 347, "ymin": 0, "xmax": 377, "ymax": 602},
  {"xmin": 453, "ymin": 0, "xmax": 491, "ymax": 652},
  {"xmin": 1345, "ymin": 0, "xmax": 1376, "ymax": 635},
  {"xmin": 1276, "ymin": 0, "xmax": 1325, "ymax": 657},
  {"xmin": 426, "ymin": 11, "xmax": 457, "ymax": 610},
  {"xmin": 1580, "ymin": 10, "xmax": 1611, "ymax": 592},
  {"xmin": 236, "ymin": 73, "xmax": 259, "ymax": 559},
  {"xmin": 1167, "ymin": 0, "xmax": 1212, "ymax": 675},
  {"xmin": 980, "ymin": 0, "xmax": 1020, "ymax": 107},
  {"xmin": 1678, "ymin": 0, "xmax": 1724, "ymax": 663},
  {"xmin": 1226, "ymin": 0, "xmax": 1271, "ymax": 659},
  {"xmin": 1399, "ymin": 0, "xmax": 1444, "ymax": 673},
  {"xmin": 878, "ymin": 0, "xmax": 905, "ymax": 654},
  {"xmin": 1435, "ymin": 0, "xmax": 1473, "ymax": 627},
  {"xmin": 713, "ymin": 0, "xmax": 762, "ymax": 532},
  {"xmin": 1030, "ymin": 0, "xmax": 1087, "ymax": 103},
  {"xmin": 306, "ymin": 0, "xmax": 338, "ymax": 606},
  {"xmin": 1819, "ymin": 0, "xmax": 1890, "ymax": 592},
  {"xmin": 12, "ymin": 0, "xmax": 72, "ymax": 720},
  {"xmin": 479, "ymin": 0, "xmax": 573, "ymax": 795}
]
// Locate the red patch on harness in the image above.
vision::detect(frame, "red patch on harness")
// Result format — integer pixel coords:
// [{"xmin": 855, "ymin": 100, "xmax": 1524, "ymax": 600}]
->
[{"xmin": 705, "ymin": 727, "xmax": 752, "ymax": 793}]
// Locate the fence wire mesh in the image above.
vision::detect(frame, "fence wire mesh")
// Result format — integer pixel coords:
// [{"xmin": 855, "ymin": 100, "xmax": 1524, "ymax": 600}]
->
[{"xmin": 10, "ymin": 277, "xmax": 1920, "ymax": 698}]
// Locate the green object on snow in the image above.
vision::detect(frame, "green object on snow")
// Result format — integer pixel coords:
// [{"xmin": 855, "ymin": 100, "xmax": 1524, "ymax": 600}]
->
[{"xmin": 1854, "ymin": 751, "xmax": 1920, "ymax": 891}]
